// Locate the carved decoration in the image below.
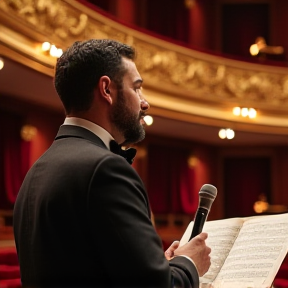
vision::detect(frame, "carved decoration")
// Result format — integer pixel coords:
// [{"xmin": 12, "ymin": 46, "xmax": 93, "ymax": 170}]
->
[
  {"xmin": 0, "ymin": 0, "xmax": 88, "ymax": 40},
  {"xmin": 1, "ymin": 0, "xmax": 288, "ymax": 112},
  {"xmin": 133, "ymin": 40, "xmax": 288, "ymax": 109}
]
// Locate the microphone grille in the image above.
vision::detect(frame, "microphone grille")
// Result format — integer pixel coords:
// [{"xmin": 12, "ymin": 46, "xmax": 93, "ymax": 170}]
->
[{"xmin": 199, "ymin": 184, "xmax": 217, "ymax": 199}]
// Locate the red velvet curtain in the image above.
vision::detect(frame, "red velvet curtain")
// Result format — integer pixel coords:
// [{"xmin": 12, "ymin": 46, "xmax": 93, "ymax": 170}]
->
[
  {"xmin": 147, "ymin": 144, "xmax": 197, "ymax": 214},
  {"xmin": 0, "ymin": 112, "xmax": 30, "ymax": 209},
  {"xmin": 145, "ymin": 0, "xmax": 190, "ymax": 44},
  {"xmin": 223, "ymin": 157, "xmax": 271, "ymax": 218},
  {"xmin": 86, "ymin": 0, "xmax": 190, "ymax": 44},
  {"xmin": 222, "ymin": 3, "xmax": 269, "ymax": 58}
]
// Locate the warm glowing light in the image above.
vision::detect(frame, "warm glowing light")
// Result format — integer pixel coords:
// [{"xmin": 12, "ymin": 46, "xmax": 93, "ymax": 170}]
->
[
  {"xmin": 250, "ymin": 44, "xmax": 259, "ymax": 56},
  {"xmin": 233, "ymin": 107, "xmax": 241, "ymax": 116},
  {"xmin": 234, "ymin": 107, "xmax": 257, "ymax": 118},
  {"xmin": 184, "ymin": 0, "xmax": 196, "ymax": 9},
  {"xmin": 49, "ymin": 45, "xmax": 58, "ymax": 57},
  {"xmin": 226, "ymin": 129, "xmax": 235, "ymax": 139},
  {"xmin": 56, "ymin": 48, "xmax": 63, "ymax": 58},
  {"xmin": 41, "ymin": 42, "xmax": 62, "ymax": 58},
  {"xmin": 20, "ymin": 125, "xmax": 37, "ymax": 141},
  {"xmin": 219, "ymin": 128, "xmax": 235, "ymax": 140},
  {"xmin": 250, "ymin": 37, "xmax": 284, "ymax": 56},
  {"xmin": 254, "ymin": 201, "xmax": 269, "ymax": 213},
  {"xmin": 136, "ymin": 147, "xmax": 147, "ymax": 158},
  {"xmin": 0, "ymin": 57, "xmax": 4, "ymax": 70},
  {"xmin": 218, "ymin": 129, "xmax": 226, "ymax": 139},
  {"xmin": 42, "ymin": 42, "xmax": 51, "ymax": 51},
  {"xmin": 241, "ymin": 107, "xmax": 249, "ymax": 117},
  {"xmin": 273, "ymin": 46, "xmax": 284, "ymax": 54},
  {"xmin": 253, "ymin": 194, "xmax": 269, "ymax": 213},
  {"xmin": 188, "ymin": 155, "xmax": 198, "ymax": 168},
  {"xmin": 144, "ymin": 115, "xmax": 153, "ymax": 126},
  {"xmin": 248, "ymin": 108, "xmax": 257, "ymax": 118}
]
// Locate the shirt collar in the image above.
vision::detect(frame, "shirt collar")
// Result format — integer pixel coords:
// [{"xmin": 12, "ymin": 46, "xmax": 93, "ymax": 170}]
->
[{"xmin": 63, "ymin": 117, "xmax": 113, "ymax": 149}]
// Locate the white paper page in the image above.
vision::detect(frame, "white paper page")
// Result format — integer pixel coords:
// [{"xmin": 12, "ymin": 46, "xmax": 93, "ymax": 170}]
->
[
  {"xmin": 211, "ymin": 213, "xmax": 288, "ymax": 288},
  {"xmin": 180, "ymin": 218, "xmax": 244, "ymax": 284}
]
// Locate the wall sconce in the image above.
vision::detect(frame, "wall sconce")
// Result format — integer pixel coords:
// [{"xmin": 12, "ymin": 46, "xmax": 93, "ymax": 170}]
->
[
  {"xmin": 253, "ymin": 197, "xmax": 269, "ymax": 214},
  {"xmin": 233, "ymin": 107, "xmax": 257, "ymax": 119},
  {"xmin": 41, "ymin": 42, "xmax": 63, "ymax": 58},
  {"xmin": 184, "ymin": 0, "xmax": 196, "ymax": 9},
  {"xmin": 250, "ymin": 37, "xmax": 284, "ymax": 56},
  {"xmin": 0, "ymin": 57, "xmax": 4, "ymax": 70},
  {"xmin": 218, "ymin": 128, "xmax": 235, "ymax": 140},
  {"xmin": 21, "ymin": 125, "xmax": 37, "ymax": 141},
  {"xmin": 253, "ymin": 194, "xmax": 288, "ymax": 214},
  {"xmin": 188, "ymin": 155, "xmax": 198, "ymax": 168},
  {"xmin": 143, "ymin": 115, "xmax": 153, "ymax": 126}
]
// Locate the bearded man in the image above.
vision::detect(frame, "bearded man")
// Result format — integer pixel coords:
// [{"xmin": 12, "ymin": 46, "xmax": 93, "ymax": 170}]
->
[{"xmin": 13, "ymin": 39, "xmax": 211, "ymax": 288}]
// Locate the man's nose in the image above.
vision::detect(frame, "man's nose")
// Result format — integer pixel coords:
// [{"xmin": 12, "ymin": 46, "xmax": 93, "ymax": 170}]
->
[{"xmin": 140, "ymin": 99, "xmax": 150, "ymax": 111}]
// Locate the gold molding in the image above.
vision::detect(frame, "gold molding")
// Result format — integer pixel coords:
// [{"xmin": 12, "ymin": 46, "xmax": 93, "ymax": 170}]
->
[
  {"xmin": 0, "ymin": 25, "xmax": 55, "ymax": 75},
  {"xmin": 0, "ymin": 0, "xmax": 88, "ymax": 43},
  {"xmin": 1, "ymin": 0, "xmax": 288, "ymax": 132}
]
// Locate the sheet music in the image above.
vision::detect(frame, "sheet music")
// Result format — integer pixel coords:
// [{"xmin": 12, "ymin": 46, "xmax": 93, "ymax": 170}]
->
[
  {"xmin": 199, "ymin": 218, "xmax": 243, "ymax": 285},
  {"xmin": 180, "ymin": 214, "xmax": 288, "ymax": 288},
  {"xmin": 210, "ymin": 215, "xmax": 288, "ymax": 288}
]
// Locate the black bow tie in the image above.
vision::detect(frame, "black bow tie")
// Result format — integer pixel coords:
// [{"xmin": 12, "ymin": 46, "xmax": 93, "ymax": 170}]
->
[{"xmin": 109, "ymin": 140, "xmax": 137, "ymax": 165}]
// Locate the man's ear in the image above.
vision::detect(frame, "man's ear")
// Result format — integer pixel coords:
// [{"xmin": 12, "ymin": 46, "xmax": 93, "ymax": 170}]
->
[{"xmin": 99, "ymin": 76, "xmax": 112, "ymax": 104}]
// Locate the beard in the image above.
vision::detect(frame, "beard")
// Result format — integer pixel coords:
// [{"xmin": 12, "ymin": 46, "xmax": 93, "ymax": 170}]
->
[{"xmin": 110, "ymin": 88, "xmax": 146, "ymax": 146}]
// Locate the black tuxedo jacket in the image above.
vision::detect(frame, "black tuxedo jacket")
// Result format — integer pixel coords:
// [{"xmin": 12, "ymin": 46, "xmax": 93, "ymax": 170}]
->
[{"xmin": 13, "ymin": 125, "xmax": 199, "ymax": 288}]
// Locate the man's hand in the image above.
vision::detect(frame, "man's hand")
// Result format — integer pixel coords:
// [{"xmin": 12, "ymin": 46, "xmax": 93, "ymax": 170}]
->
[
  {"xmin": 173, "ymin": 232, "xmax": 211, "ymax": 276},
  {"xmin": 164, "ymin": 240, "xmax": 180, "ymax": 260}
]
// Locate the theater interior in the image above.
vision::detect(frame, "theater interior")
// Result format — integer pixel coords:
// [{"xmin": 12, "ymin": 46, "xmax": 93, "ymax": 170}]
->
[{"xmin": 1, "ymin": 0, "xmax": 288, "ymax": 287}]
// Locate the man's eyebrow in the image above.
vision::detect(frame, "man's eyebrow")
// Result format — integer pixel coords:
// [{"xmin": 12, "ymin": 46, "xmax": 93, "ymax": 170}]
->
[{"xmin": 133, "ymin": 79, "xmax": 143, "ymax": 85}]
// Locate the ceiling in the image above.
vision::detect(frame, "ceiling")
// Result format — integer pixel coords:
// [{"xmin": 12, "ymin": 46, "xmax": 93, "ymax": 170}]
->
[{"xmin": 1, "ymin": 56, "xmax": 288, "ymax": 147}]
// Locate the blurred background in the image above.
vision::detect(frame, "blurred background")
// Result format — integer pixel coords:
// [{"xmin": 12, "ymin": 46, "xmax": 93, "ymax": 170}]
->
[{"xmin": 1, "ymin": 0, "xmax": 288, "ymax": 246}]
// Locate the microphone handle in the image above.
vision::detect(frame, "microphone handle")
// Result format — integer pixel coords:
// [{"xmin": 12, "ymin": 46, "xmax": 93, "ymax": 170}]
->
[{"xmin": 189, "ymin": 207, "xmax": 209, "ymax": 240}]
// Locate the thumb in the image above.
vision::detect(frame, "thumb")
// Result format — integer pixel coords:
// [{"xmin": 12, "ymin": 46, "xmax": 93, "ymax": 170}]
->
[
  {"xmin": 165, "ymin": 241, "xmax": 180, "ymax": 259},
  {"xmin": 170, "ymin": 240, "xmax": 180, "ymax": 251}
]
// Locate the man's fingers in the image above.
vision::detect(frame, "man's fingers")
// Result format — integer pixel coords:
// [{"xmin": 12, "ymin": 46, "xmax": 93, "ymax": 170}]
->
[
  {"xmin": 165, "ymin": 240, "xmax": 180, "ymax": 260},
  {"xmin": 170, "ymin": 240, "xmax": 180, "ymax": 250},
  {"xmin": 196, "ymin": 232, "xmax": 208, "ymax": 241}
]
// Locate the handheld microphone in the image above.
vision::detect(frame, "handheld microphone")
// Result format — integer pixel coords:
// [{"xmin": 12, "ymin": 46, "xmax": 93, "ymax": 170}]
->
[{"xmin": 189, "ymin": 184, "xmax": 217, "ymax": 241}]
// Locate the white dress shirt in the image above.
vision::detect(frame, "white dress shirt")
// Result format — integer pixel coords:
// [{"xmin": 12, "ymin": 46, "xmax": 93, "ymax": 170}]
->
[{"xmin": 63, "ymin": 117, "xmax": 114, "ymax": 149}]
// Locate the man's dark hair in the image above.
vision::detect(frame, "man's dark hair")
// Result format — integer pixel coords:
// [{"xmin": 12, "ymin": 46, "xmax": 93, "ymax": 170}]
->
[{"xmin": 54, "ymin": 39, "xmax": 135, "ymax": 114}]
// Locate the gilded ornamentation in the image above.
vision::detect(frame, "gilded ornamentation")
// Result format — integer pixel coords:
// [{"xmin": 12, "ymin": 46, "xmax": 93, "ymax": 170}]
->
[
  {"xmin": 1, "ymin": 0, "xmax": 88, "ymax": 39},
  {"xmin": 133, "ymin": 41, "xmax": 288, "ymax": 108},
  {"xmin": 1, "ymin": 0, "xmax": 288, "ymax": 111}
]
